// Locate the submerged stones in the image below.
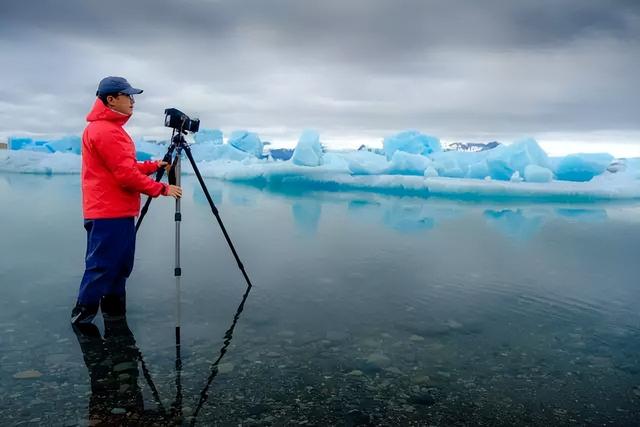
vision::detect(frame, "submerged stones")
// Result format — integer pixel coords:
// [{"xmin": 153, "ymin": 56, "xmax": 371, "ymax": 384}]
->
[
  {"xmin": 408, "ymin": 390, "xmax": 436, "ymax": 406},
  {"xmin": 384, "ymin": 366, "xmax": 404, "ymax": 376},
  {"xmin": 217, "ymin": 362, "xmax": 235, "ymax": 374},
  {"xmin": 410, "ymin": 375, "xmax": 431, "ymax": 385},
  {"xmin": 364, "ymin": 353, "xmax": 391, "ymax": 371},
  {"xmin": 345, "ymin": 409, "xmax": 371, "ymax": 425},
  {"xmin": 325, "ymin": 330, "xmax": 349, "ymax": 342},
  {"xmin": 13, "ymin": 369, "xmax": 42, "ymax": 379}
]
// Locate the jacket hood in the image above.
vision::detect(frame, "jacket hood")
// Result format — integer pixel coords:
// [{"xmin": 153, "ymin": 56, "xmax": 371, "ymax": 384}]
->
[{"xmin": 86, "ymin": 98, "xmax": 131, "ymax": 126}]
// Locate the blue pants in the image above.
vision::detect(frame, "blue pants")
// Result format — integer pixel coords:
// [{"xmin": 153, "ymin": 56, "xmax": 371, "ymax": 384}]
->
[{"xmin": 77, "ymin": 218, "xmax": 136, "ymax": 307}]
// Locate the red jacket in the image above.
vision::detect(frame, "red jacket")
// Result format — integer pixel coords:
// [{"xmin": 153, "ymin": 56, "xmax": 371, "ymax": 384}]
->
[{"xmin": 81, "ymin": 99, "xmax": 167, "ymax": 219}]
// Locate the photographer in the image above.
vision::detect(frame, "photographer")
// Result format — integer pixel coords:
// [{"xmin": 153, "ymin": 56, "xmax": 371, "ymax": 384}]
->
[{"xmin": 71, "ymin": 76, "xmax": 182, "ymax": 325}]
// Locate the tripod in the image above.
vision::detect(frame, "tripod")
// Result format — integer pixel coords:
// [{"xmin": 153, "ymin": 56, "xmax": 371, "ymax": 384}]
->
[
  {"xmin": 134, "ymin": 127, "xmax": 254, "ymax": 423},
  {"xmin": 136, "ymin": 129, "xmax": 253, "ymax": 289}
]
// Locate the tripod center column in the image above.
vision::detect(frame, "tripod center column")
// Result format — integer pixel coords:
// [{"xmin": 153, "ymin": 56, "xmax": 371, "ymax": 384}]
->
[{"xmin": 174, "ymin": 147, "xmax": 182, "ymax": 329}]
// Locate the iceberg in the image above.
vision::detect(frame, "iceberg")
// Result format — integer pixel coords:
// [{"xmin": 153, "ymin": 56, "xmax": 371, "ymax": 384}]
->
[
  {"xmin": 228, "ymin": 130, "xmax": 263, "ymax": 157},
  {"xmin": 344, "ymin": 151, "xmax": 388, "ymax": 175},
  {"xmin": 9, "ymin": 136, "xmax": 82, "ymax": 155},
  {"xmin": 292, "ymin": 130, "xmax": 323, "ymax": 167},
  {"xmin": 134, "ymin": 139, "xmax": 166, "ymax": 161},
  {"xmin": 43, "ymin": 136, "xmax": 82, "ymax": 155},
  {"xmin": 0, "ymin": 150, "xmax": 81, "ymax": 175},
  {"xmin": 385, "ymin": 151, "xmax": 432, "ymax": 176},
  {"xmin": 466, "ymin": 160, "xmax": 490, "ymax": 180},
  {"xmin": 430, "ymin": 150, "xmax": 479, "ymax": 178},
  {"xmin": 8, "ymin": 137, "xmax": 34, "ymax": 151},
  {"xmin": 383, "ymin": 130, "xmax": 441, "ymax": 160},
  {"xmin": 485, "ymin": 137, "xmax": 550, "ymax": 181},
  {"xmin": 190, "ymin": 142, "xmax": 253, "ymax": 163},
  {"xmin": 424, "ymin": 166, "xmax": 439, "ymax": 178},
  {"xmin": 2, "ymin": 131, "xmax": 639, "ymax": 202},
  {"xmin": 524, "ymin": 165, "xmax": 553, "ymax": 183},
  {"xmin": 194, "ymin": 129, "xmax": 223, "ymax": 145},
  {"xmin": 553, "ymin": 153, "xmax": 614, "ymax": 182}
]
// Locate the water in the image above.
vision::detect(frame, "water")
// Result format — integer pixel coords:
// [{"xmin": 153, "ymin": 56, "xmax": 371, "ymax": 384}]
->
[{"xmin": 1, "ymin": 173, "xmax": 639, "ymax": 425}]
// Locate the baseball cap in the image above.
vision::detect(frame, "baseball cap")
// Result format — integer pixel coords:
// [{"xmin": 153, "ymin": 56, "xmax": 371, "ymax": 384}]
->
[{"xmin": 96, "ymin": 76, "xmax": 143, "ymax": 96}]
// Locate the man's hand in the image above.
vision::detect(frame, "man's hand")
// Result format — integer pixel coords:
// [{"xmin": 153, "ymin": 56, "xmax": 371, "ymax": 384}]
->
[
  {"xmin": 157, "ymin": 161, "xmax": 171, "ymax": 173},
  {"xmin": 165, "ymin": 185, "xmax": 183, "ymax": 199}
]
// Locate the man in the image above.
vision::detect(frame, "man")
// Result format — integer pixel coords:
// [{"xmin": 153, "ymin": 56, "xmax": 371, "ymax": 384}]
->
[{"xmin": 71, "ymin": 76, "xmax": 182, "ymax": 325}]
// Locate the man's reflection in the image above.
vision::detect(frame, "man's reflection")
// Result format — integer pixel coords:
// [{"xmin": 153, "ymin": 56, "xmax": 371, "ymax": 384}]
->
[
  {"xmin": 73, "ymin": 283, "xmax": 252, "ymax": 425},
  {"xmin": 73, "ymin": 319, "xmax": 168, "ymax": 425}
]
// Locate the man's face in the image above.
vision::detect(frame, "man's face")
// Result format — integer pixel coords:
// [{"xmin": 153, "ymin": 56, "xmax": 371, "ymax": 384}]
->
[{"xmin": 107, "ymin": 93, "xmax": 135, "ymax": 115}]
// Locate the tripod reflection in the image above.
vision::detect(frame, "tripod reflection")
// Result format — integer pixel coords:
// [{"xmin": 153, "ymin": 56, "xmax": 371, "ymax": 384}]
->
[{"xmin": 73, "ymin": 284, "xmax": 252, "ymax": 426}]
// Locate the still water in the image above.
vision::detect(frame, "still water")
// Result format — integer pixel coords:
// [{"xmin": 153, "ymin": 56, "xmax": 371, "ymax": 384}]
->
[{"xmin": 1, "ymin": 173, "xmax": 639, "ymax": 425}]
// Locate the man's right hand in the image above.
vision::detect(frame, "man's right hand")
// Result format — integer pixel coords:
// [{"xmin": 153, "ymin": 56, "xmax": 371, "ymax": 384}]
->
[{"xmin": 165, "ymin": 185, "xmax": 183, "ymax": 199}]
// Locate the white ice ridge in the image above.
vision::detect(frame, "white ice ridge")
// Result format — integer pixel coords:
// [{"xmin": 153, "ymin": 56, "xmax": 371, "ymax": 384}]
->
[{"xmin": 1, "ymin": 131, "xmax": 639, "ymax": 201}]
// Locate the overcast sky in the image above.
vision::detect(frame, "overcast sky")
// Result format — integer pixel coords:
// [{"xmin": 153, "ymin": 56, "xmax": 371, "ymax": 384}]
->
[{"xmin": 1, "ymin": 0, "xmax": 639, "ymax": 155}]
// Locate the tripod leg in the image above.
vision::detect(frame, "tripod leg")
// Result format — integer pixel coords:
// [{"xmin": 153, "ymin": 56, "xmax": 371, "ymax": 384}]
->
[
  {"xmin": 136, "ymin": 143, "xmax": 177, "ymax": 233},
  {"xmin": 182, "ymin": 144, "xmax": 254, "ymax": 288}
]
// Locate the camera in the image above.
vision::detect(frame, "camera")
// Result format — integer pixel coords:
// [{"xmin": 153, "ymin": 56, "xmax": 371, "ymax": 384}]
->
[{"xmin": 164, "ymin": 108, "xmax": 200, "ymax": 133}]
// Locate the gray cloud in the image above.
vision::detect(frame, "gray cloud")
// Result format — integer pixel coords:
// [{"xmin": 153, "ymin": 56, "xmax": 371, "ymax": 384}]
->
[{"xmin": 0, "ymin": 0, "xmax": 639, "ymax": 153}]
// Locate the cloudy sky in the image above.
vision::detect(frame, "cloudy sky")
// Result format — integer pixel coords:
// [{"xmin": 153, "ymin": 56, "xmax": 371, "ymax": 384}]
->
[{"xmin": 1, "ymin": 0, "xmax": 639, "ymax": 155}]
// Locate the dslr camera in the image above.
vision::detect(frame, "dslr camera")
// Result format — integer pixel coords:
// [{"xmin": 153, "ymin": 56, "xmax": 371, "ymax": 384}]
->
[{"xmin": 164, "ymin": 108, "xmax": 200, "ymax": 133}]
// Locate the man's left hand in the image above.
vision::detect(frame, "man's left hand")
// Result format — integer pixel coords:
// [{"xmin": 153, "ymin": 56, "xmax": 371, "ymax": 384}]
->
[{"xmin": 157, "ymin": 161, "xmax": 171, "ymax": 173}]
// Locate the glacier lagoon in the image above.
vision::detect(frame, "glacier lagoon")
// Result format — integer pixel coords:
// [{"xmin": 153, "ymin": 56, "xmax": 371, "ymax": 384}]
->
[{"xmin": 1, "ymin": 173, "xmax": 640, "ymax": 425}]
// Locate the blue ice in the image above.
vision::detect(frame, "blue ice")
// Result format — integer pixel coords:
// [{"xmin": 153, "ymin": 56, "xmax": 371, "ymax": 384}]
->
[
  {"xmin": 292, "ymin": 130, "xmax": 323, "ymax": 166},
  {"xmin": 228, "ymin": 130, "xmax": 263, "ymax": 157},
  {"xmin": 2, "ymin": 131, "xmax": 639, "ymax": 201},
  {"xmin": 524, "ymin": 165, "xmax": 553, "ymax": 183},
  {"xmin": 9, "ymin": 136, "xmax": 81, "ymax": 155},
  {"xmin": 195, "ymin": 128, "xmax": 223, "ymax": 145},
  {"xmin": 383, "ymin": 130, "xmax": 441, "ymax": 160},
  {"xmin": 552, "ymin": 153, "xmax": 614, "ymax": 182}
]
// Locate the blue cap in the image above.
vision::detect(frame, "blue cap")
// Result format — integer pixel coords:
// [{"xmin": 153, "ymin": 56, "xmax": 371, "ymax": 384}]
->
[{"xmin": 96, "ymin": 76, "xmax": 143, "ymax": 96}]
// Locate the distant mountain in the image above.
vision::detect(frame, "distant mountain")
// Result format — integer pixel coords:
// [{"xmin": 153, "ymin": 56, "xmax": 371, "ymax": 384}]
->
[
  {"xmin": 357, "ymin": 145, "xmax": 385, "ymax": 155},
  {"xmin": 446, "ymin": 141, "xmax": 501, "ymax": 152}
]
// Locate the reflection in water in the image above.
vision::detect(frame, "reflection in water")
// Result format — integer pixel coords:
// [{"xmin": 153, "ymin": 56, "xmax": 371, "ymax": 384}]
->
[
  {"xmin": 72, "ymin": 284, "xmax": 252, "ymax": 426},
  {"xmin": 556, "ymin": 208, "xmax": 608, "ymax": 222},
  {"xmin": 230, "ymin": 192, "xmax": 255, "ymax": 206},
  {"xmin": 292, "ymin": 199, "xmax": 322, "ymax": 234},
  {"xmin": 72, "ymin": 320, "xmax": 171, "ymax": 425},
  {"xmin": 186, "ymin": 177, "xmax": 615, "ymax": 240},
  {"xmin": 483, "ymin": 207, "xmax": 608, "ymax": 240},
  {"xmin": 383, "ymin": 203, "xmax": 435, "ymax": 232},
  {"xmin": 483, "ymin": 209, "xmax": 545, "ymax": 241},
  {"xmin": 191, "ymin": 284, "xmax": 252, "ymax": 425},
  {"xmin": 193, "ymin": 181, "xmax": 223, "ymax": 207}
]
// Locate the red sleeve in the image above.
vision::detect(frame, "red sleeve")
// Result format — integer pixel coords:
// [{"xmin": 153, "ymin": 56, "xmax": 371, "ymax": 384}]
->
[
  {"xmin": 92, "ymin": 127, "xmax": 166, "ymax": 197},
  {"xmin": 137, "ymin": 160, "xmax": 160, "ymax": 175}
]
